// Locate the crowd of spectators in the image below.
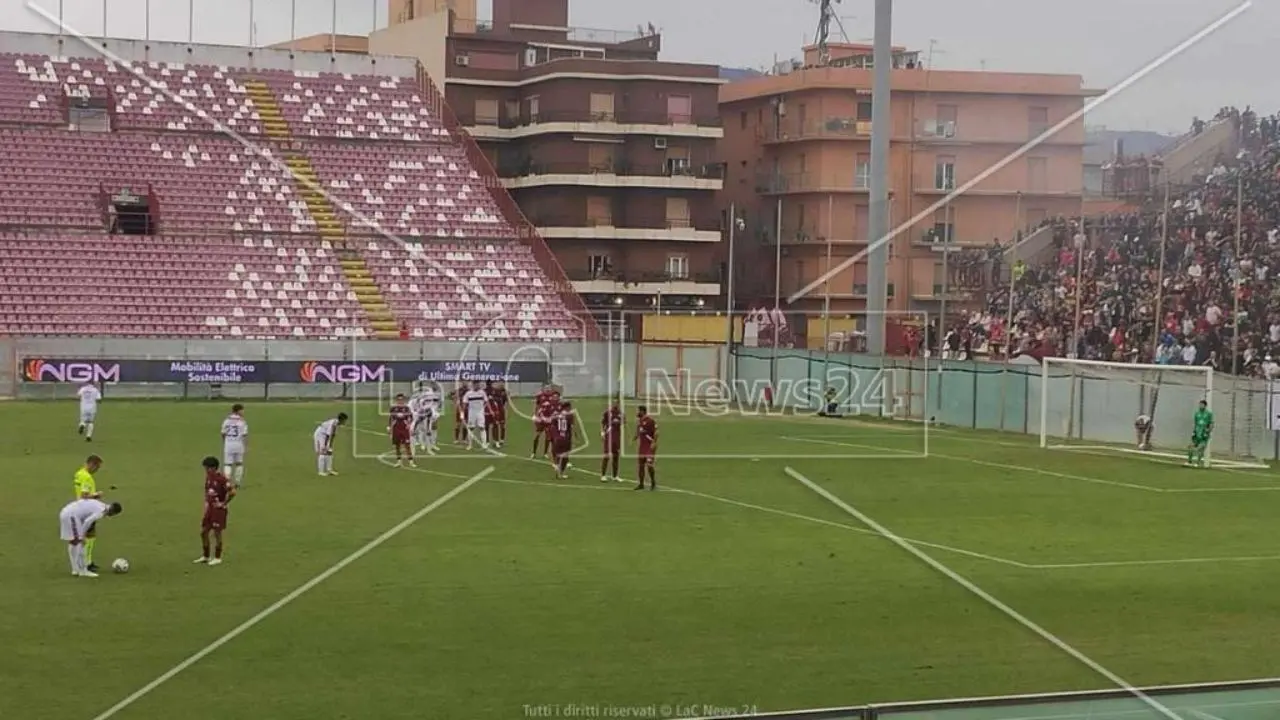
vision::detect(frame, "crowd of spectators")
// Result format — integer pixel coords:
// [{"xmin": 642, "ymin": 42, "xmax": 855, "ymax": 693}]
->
[{"xmin": 968, "ymin": 109, "xmax": 1280, "ymax": 377}]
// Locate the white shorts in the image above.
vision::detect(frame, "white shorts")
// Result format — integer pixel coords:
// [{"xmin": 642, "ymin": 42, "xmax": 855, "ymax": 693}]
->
[
  {"xmin": 58, "ymin": 513, "xmax": 83, "ymax": 542},
  {"xmin": 313, "ymin": 433, "xmax": 330, "ymax": 454},
  {"xmin": 467, "ymin": 410, "xmax": 486, "ymax": 427},
  {"xmin": 224, "ymin": 445, "xmax": 245, "ymax": 464},
  {"xmin": 79, "ymin": 407, "xmax": 97, "ymax": 424}
]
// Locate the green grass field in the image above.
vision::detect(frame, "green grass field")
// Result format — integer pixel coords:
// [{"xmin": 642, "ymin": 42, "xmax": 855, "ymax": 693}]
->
[{"xmin": 6, "ymin": 397, "xmax": 1280, "ymax": 720}]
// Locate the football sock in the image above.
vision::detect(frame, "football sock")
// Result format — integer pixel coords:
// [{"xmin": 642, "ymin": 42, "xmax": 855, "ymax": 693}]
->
[
  {"xmin": 214, "ymin": 540, "xmax": 223, "ymax": 560},
  {"xmin": 74, "ymin": 544, "xmax": 87, "ymax": 573},
  {"xmin": 84, "ymin": 537, "xmax": 95, "ymax": 565},
  {"xmin": 84, "ymin": 422, "xmax": 94, "ymax": 439},
  {"xmin": 67, "ymin": 544, "xmax": 79, "ymax": 573},
  {"xmin": 201, "ymin": 535, "xmax": 211, "ymax": 558},
  {"xmin": 233, "ymin": 465, "xmax": 244, "ymax": 486},
  {"xmin": 317, "ymin": 456, "xmax": 326, "ymax": 474},
  {"xmin": 611, "ymin": 455, "xmax": 619, "ymax": 478},
  {"xmin": 601, "ymin": 456, "xmax": 609, "ymax": 475}
]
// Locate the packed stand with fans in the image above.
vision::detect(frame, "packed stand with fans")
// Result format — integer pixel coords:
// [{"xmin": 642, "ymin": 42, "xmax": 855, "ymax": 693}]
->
[{"xmin": 983, "ymin": 109, "xmax": 1280, "ymax": 376}]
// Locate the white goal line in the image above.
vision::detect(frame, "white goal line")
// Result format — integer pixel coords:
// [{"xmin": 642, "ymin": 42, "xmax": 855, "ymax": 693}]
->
[{"xmin": 1046, "ymin": 443, "xmax": 1269, "ymax": 469}]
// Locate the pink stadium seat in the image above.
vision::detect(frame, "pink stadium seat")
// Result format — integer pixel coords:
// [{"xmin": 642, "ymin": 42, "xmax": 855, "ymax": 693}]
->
[{"xmin": 0, "ymin": 53, "xmax": 586, "ymax": 340}]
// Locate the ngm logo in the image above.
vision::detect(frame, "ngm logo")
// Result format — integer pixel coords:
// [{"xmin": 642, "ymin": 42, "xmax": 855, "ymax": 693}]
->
[
  {"xmin": 22, "ymin": 359, "xmax": 121, "ymax": 383},
  {"xmin": 299, "ymin": 361, "xmax": 389, "ymax": 384}
]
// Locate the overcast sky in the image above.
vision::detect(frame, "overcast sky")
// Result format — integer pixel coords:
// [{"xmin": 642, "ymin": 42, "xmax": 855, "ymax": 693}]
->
[{"xmin": 7, "ymin": 0, "xmax": 1269, "ymax": 133}]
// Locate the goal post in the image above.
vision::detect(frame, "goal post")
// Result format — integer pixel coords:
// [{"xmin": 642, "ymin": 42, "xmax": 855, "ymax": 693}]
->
[{"xmin": 1038, "ymin": 357, "xmax": 1263, "ymax": 468}]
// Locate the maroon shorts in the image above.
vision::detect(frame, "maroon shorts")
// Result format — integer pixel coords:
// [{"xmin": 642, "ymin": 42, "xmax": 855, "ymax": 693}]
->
[
  {"xmin": 604, "ymin": 437, "xmax": 621, "ymax": 455},
  {"xmin": 638, "ymin": 448, "xmax": 655, "ymax": 466},
  {"xmin": 552, "ymin": 438, "xmax": 572, "ymax": 456},
  {"xmin": 391, "ymin": 426, "xmax": 411, "ymax": 445},
  {"xmin": 202, "ymin": 507, "xmax": 228, "ymax": 530}
]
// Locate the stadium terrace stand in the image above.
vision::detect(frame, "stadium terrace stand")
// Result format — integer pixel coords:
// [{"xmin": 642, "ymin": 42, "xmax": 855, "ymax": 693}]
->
[
  {"xmin": 0, "ymin": 47, "xmax": 594, "ymax": 341},
  {"xmin": 976, "ymin": 109, "xmax": 1280, "ymax": 376}
]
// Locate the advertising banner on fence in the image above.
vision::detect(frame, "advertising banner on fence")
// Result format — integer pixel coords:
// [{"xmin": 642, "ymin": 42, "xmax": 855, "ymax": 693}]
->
[{"xmin": 20, "ymin": 358, "xmax": 549, "ymax": 384}]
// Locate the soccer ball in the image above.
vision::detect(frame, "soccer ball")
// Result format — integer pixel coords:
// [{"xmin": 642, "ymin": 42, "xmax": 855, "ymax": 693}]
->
[{"xmin": 111, "ymin": 558, "xmax": 130, "ymax": 574}]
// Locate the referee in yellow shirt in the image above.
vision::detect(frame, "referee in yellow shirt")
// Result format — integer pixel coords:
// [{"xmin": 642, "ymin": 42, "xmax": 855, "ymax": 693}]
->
[{"xmin": 73, "ymin": 455, "xmax": 105, "ymax": 572}]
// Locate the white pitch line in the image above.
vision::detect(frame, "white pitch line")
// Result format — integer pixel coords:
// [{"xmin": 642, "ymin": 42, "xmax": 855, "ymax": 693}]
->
[
  {"xmin": 781, "ymin": 436, "xmax": 1167, "ymax": 492},
  {"xmin": 87, "ymin": 467, "xmax": 491, "ymax": 720},
  {"xmin": 785, "ymin": 466, "xmax": 1189, "ymax": 720},
  {"xmin": 1029, "ymin": 554, "xmax": 1280, "ymax": 570},
  {"xmin": 788, "ymin": 1, "xmax": 1252, "ymax": 303},
  {"xmin": 24, "ymin": 1, "xmax": 488, "ymax": 301}
]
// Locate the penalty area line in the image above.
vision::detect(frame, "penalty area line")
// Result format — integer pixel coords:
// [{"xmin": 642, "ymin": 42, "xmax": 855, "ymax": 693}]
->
[
  {"xmin": 784, "ymin": 466, "xmax": 1190, "ymax": 720},
  {"xmin": 87, "ymin": 467, "xmax": 492, "ymax": 720}
]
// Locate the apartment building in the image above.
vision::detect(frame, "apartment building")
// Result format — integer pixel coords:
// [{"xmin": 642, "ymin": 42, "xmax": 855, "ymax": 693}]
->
[{"xmin": 720, "ymin": 43, "xmax": 1095, "ymax": 315}]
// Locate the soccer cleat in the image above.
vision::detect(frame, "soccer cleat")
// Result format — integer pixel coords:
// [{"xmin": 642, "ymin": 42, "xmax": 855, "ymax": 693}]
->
[
  {"xmin": 327, "ymin": 470, "xmax": 339, "ymax": 476},
  {"xmin": 600, "ymin": 475, "xmax": 609, "ymax": 483},
  {"xmin": 193, "ymin": 557, "xmax": 208, "ymax": 564},
  {"xmin": 85, "ymin": 437, "xmax": 92, "ymax": 443},
  {"xmin": 79, "ymin": 570, "xmax": 99, "ymax": 578},
  {"xmin": 634, "ymin": 483, "xmax": 644, "ymax": 491},
  {"xmin": 86, "ymin": 563, "xmax": 99, "ymax": 573},
  {"xmin": 614, "ymin": 477, "xmax": 624, "ymax": 483},
  {"xmin": 408, "ymin": 460, "xmax": 418, "ymax": 468},
  {"xmin": 208, "ymin": 558, "xmax": 223, "ymax": 566},
  {"xmin": 77, "ymin": 425, "xmax": 84, "ymax": 435}
]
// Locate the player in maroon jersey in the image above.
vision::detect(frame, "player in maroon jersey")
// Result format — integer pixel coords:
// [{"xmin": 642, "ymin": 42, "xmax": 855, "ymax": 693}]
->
[
  {"xmin": 600, "ymin": 399, "xmax": 624, "ymax": 482},
  {"xmin": 488, "ymin": 380, "xmax": 509, "ymax": 448},
  {"xmin": 532, "ymin": 394, "xmax": 554, "ymax": 458},
  {"xmin": 634, "ymin": 405, "xmax": 658, "ymax": 490},
  {"xmin": 550, "ymin": 400, "xmax": 577, "ymax": 479},
  {"xmin": 388, "ymin": 393, "xmax": 416, "ymax": 467},
  {"xmin": 194, "ymin": 456, "xmax": 236, "ymax": 565}
]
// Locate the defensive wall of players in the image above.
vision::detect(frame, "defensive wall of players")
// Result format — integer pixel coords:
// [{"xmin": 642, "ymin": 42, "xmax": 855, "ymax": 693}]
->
[{"xmin": 3, "ymin": 337, "xmax": 1279, "ymax": 460}]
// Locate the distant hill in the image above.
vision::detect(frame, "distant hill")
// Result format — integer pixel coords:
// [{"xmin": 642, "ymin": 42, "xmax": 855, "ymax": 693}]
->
[
  {"xmin": 1084, "ymin": 128, "xmax": 1178, "ymax": 165},
  {"xmin": 720, "ymin": 67, "xmax": 764, "ymax": 81}
]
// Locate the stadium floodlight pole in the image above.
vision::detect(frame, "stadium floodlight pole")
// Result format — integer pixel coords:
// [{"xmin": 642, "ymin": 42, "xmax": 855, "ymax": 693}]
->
[
  {"xmin": 1151, "ymin": 178, "xmax": 1170, "ymax": 361},
  {"xmin": 290, "ymin": 0, "xmax": 297, "ymax": 44},
  {"xmin": 1072, "ymin": 225, "xmax": 1085, "ymax": 356},
  {"xmin": 101, "ymin": 0, "xmax": 106, "ymax": 41},
  {"xmin": 864, "ymin": 0, "xmax": 893, "ymax": 356},
  {"xmin": 773, "ymin": 196, "xmax": 783, "ymax": 311},
  {"xmin": 188, "ymin": 0, "xmax": 194, "ymax": 42},
  {"xmin": 331, "ymin": 0, "xmax": 338, "ymax": 56},
  {"xmin": 937, "ymin": 202, "xmax": 951, "ymax": 359},
  {"xmin": 1231, "ymin": 160, "xmax": 1243, "ymax": 378},
  {"xmin": 823, "ymin": 194, "xmax": 834, "ymax": 347},
  {"xmin": 144, "ymin": 0, "xmax": 149, "ymax": 43},
  {"xmin": 249, "ymin": 0, "xmax": 255, "ymax": 47},
  {"xmin": 57, "ymin": 0, "xmax": 62, "ymax": 39},
  {"xmin": 1005, "ymin": 191, "xmax": 1022, "ymax": 355},
  {"xmin": 725, "ymin": 201, "xmax": 737, "ymax": 353}
]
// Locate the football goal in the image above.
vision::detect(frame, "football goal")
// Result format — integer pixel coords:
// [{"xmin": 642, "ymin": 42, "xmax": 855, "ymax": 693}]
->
[{"xmin": 1038, "ymin": 357, "xmax": 1267, "ymax": 469}]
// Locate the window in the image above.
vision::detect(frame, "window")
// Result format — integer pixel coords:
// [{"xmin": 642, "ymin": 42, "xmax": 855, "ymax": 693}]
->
[
  {"xmin": 665, "ymin": 197, "xmax": 690, "ymax": 227},
  {"xmin": 588, "ymin": 253, "xmax": 611, "ymax": 278},
  {"xmin": 503, "ymin": 99, "xmax": 519, "ymax": 124},
  {"xmin": 666, "ymin": 254, "xmax": 689, "ymax": 279},
  {"xmin": 855, "ymin": 153, "xmax": 871, "ymax": 189},
  {"xmin": 665, "ymin": 156, "xmax": 692, "ymax": 175},
  {"xmin": 1027, "ymin": 156, "xmax": 1048, "ymax": 192},
  {"xmin": 588, "ymin": 144, "xmax": 614, "ymax": 172},
  {"xmin": 935, "ymin": 155, "xmax": 956, "ymax": 191},
  {"xmin": 798, "ymin": 152, "xmax": 807, "ymax": 174},
  {"xmin": 526, "ymin": 95, "xmax": 540, "ymax": 122},
  {"xmin": 667, "ymin": 94, "xmax": 692, "ymax": 124},
  {"xmin": 587, "ymin": 196, "xmax": 612, "ymax": 226},
  {"xmin": 932, "ymin": 208, "xmax": 955, "ymax": 243},
  {"xmin": 473, "ymin": 98, "xmax": 499, "ymax": 126},
  {"xmin": 933, "ymin": 103, "xmax": 958, "ymax": 137},
  {"xmin": 589, "ymin": 92, "xmax": 615, "ymax": 121},
  {"xmin": 1028, "ymin": 106, "xmax": 1049, "ymax": 137},
  {"xmin": 856, "ymin": 101, "xmax": 873, "ymax": 121}
]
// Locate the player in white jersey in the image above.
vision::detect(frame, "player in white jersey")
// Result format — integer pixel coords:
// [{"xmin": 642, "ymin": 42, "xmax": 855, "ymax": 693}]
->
[
  {"xmin": 410, "ymin": 382, "xmax": 441, "ymax": 455},
  {"xmin": 58, "ymin": 497, "xmax": 123, "ymax": 578},
  {"xmin": 313, "ymin": 412, "xmax": 349, "ymax": 476},
  {"xmin": 462, "ymin": 380, "xmax": 490, "ymax": 450},
  {"xmin": 76, "ymin": 382, "xmax": 102, "ymax": 442},
  {"xmin": 220, "ymin": 403, "xmax": 249, "ymax": 487}
]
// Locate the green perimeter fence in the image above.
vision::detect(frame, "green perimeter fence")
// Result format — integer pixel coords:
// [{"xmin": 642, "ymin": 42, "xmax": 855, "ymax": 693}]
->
[{"xmin": 731, "ymin": 347, "xmax": 1280, "ymax": 462}]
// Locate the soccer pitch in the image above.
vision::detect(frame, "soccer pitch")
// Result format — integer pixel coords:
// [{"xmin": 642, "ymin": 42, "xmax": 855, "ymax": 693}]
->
[{"xmin": 7, "ymin": 399, "xmax": 1280, "ymax": 720}]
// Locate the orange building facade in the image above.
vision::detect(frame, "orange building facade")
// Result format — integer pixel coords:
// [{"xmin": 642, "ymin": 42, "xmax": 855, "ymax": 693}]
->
[{"xmin": 719, "ymin": 44, "xmax": 1095, "ymax": 315}]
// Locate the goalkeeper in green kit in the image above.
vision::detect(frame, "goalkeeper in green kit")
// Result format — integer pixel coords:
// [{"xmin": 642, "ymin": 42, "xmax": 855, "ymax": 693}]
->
[{"xmin": 1185, "ymin": 400, "xmax": 1214, "ymax": 468}]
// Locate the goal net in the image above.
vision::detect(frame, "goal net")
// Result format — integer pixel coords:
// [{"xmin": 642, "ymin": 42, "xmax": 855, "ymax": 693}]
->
[{"xmin": 1038, "ymin": 358, "xmax": 1265, "ymax": 469}]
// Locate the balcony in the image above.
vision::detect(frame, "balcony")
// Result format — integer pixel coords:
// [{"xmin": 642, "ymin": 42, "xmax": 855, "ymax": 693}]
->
[
  {"xmin": 759, "ymin": 118, "xmax": 875, "ymax": 144},
  {"xmin": 755, "ymin": 171, "xmax": 887, "ymax": 195},
  {"xmin": 567, "ymin": 269, "xmax": 721, "ymax": 296},
  {"xmin": 460, "ymin": 109, "xmax": 724, "ymax": 141},
  {"xmin": 533, "ymin": 214, "xmax": 721, "ymax": 243},
  {"xmin": 501, "ymin": 161, "xmax": 725, "ymax": 191}
]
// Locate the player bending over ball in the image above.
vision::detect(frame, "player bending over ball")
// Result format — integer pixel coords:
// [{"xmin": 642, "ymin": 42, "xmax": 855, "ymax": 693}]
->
[
  {"xmin": 1186, "ymin": 400, "xmax": 1214, "ymax": 468},
  {"xmin": 389, "ymin": 394, "xmax": 416, "ymax": 467},
  {"xmin": 221, "ymin": 403, "xmax": 249, "ymax": 487},
  {"xmin": 76, "ymin": 381, "xmax": 101, "ymax": 441},
  {"xmin": 73, "ymin": 455, "xmax": 106, "ymax": 572},
  {"xmin": 1134, "ymin": 413, "xmax": 1153, "ymax": 451},
  {"xmin": 58, "ymin": 497, "xmax": 122, "ymax": 578},
  {"xmin": 314, "ymin": 412, "xmax": 348, "ymax": 476},
  {"xmin": 194, "ymin": 457, "xmax": 236, "ymax": 566}
]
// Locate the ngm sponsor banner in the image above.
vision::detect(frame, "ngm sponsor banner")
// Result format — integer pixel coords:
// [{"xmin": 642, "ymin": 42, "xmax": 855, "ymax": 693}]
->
[{"xmin": 20, "ymin": 359, "xmax": 549, "ymax": 384}]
